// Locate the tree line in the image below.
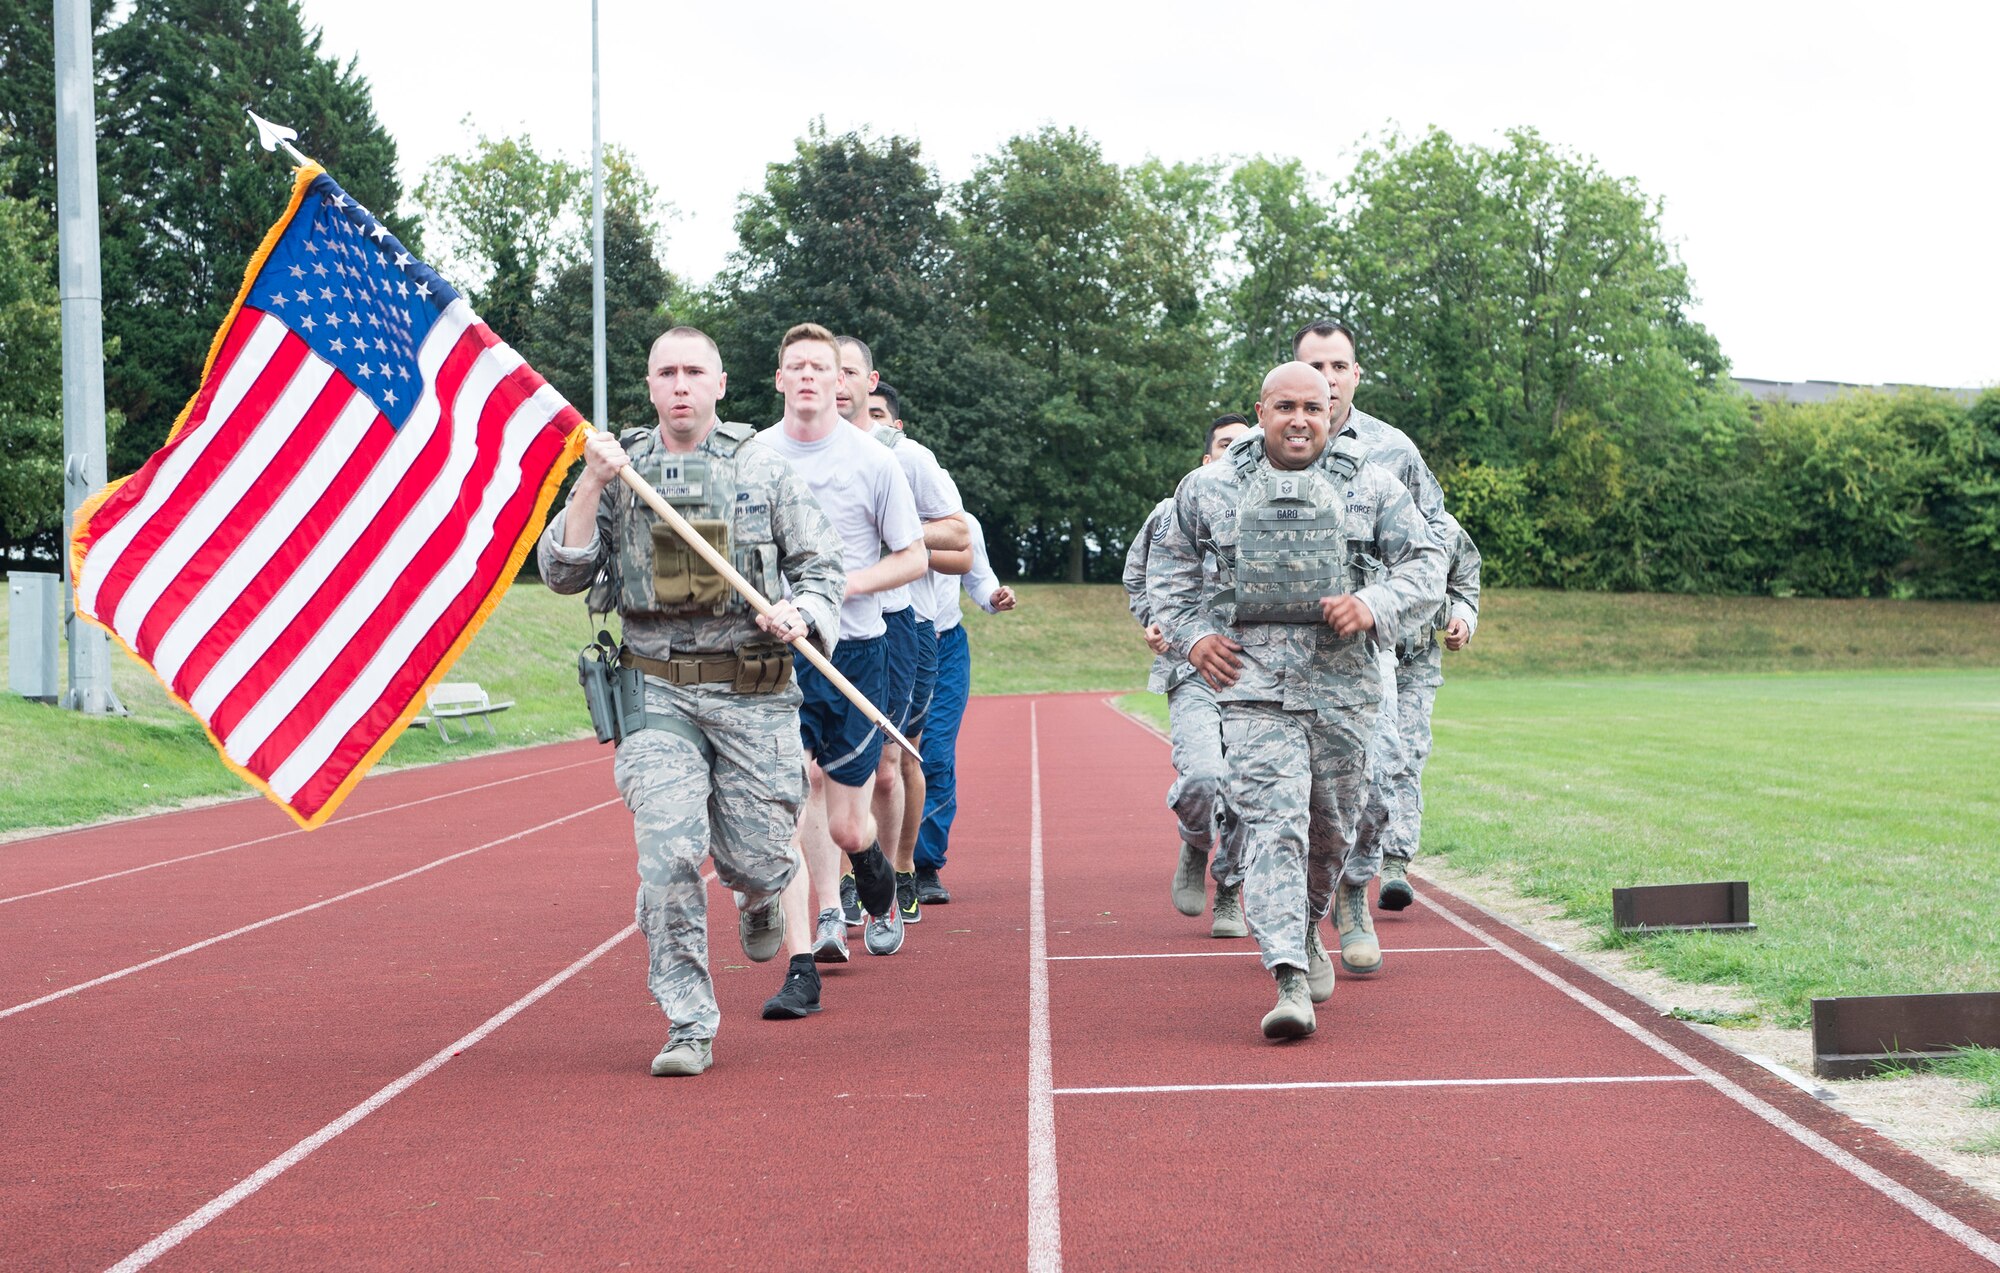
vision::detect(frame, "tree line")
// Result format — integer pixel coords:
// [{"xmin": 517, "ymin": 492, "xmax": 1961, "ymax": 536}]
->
[{"xmin": 4, "ymin": 0, "xmax": 1995, "ymax": 596}]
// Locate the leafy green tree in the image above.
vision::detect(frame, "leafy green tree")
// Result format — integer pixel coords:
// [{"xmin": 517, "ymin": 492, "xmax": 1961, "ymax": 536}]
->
[
  {"xmin": 956, "ymin": 127, "xmax": 1222, "ymax": 580},
  {"xmin": 1928, "ymin": 389, "xmax": 2000, "ymax": 599},
  {"xmin": 1219, "ymin": 155, "xmax": 1340, "ymax": 408},
  {"xmin": 1748, "ymin": 392, "xmax": 1934, "ymax": 597},
  {"xmin": 415, "ymin": 126, "xmax": 584, "ymax": 346},
  {"xmin": 1333, "ymin": 127, "xmax": 1723, "ymax": 475},
  {"xmin": 698, "ymin": 124, "xmax": 1039, "ymax": 558},
  {"xmin": 0, "ymin": 155, "xmax": 69, "ymax": 561},
  {"xmin": 525, "ymin": 150, "xmax": 681, "ymax": 428},
  {"xmin": 90, "ymin": 0, "xmax": 412, "ymax": 474}
]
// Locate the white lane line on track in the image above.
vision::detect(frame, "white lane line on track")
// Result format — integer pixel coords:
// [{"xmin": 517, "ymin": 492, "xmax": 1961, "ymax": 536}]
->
[
  {"xmin": 1047, "ymin": 947, "xmax": 1493, "ymax": 961},
  {"xmin": 1057, "ymin": 1075, "xmax": 1704, "ymax": 1096},
  {"xmin": 0, "ymin": 799, "xmax": 620, "ymax": 1022},
  {"xmin": 1026, "ymin": 700, "xmax": 1063, "ymax": 1273},
  {"xmin": 1415, "ymin": 891, "xmax": 2000, "ymax": 1267},
  {"xmin": 0, "ymin": 756, "xmax": 607, "ymax": 907},
  {"xmin": 107, "ymin": 921, "xmax": 642, "ymax": 1273}
]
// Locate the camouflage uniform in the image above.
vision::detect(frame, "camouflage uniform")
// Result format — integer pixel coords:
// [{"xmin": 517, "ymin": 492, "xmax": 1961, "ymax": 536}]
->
[
  {"xmin": 1150, "ymin": 431, "xmax": 1444, "ymax": 970},
  {"xmin": 1385, "ymin": 512, "xmax": 1481, "ymax": 864},
  {"xmin": 538, "ymin": 422, "xmax": 844, "ymax": 1043},
  {"xmin": 1329, "ymin": 407, "xmax": 1451, "ymax": 885},
  {"xmin": 1123, "ymin": 497, "xmax": 1242, "ymax": 884}
]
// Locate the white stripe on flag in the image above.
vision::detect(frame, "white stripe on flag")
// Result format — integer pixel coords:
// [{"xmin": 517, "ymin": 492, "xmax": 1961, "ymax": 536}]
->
[
  {"xmin": 110, "ymin": 357, "xmax": 336, "ymax": 645},
  {"xmin": 223, "ymin": 324, "xmax": 520, "ymax": 766},
  {"xmin": 270, "ymin": 380, "xmax": 567, "ymax": 799},
  {"xmin": 78, "ymin": 315, "xmax": 290, "ymax": 619},
  {"xmin": 188, "ymin": 304, "xmax": 472, "ymax": 720},
  {"xmin": 152, "ymin": 391, "xmax": 379, "ymax": 689}
]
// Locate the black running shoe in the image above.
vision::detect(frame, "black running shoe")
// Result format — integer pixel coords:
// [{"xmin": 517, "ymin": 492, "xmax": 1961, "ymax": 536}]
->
[
  {"xmin": 850, "ymin": 843, "xmax": 895, "ymax": 917},
  {"xmin": 914, "ymin": 866, "xmax": 951, "ymax": 905},
  {"xmin": 896, "ymin": 871, "xmax": 921, "ymax": 925},
  {"xmin": 761, "ymin": 955, "xmax": 822, "ymax": 1019},
  {"xmin": 839, "ymin": 870, "xmax": 865, "ymax": 927}
]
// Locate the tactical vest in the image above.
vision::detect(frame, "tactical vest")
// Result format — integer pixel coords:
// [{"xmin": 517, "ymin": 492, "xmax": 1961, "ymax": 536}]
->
[
  {"xmin": 587, "ymin": 422, "xmax": 782, "ymax": 619},
  {"xmin": 1228, "ymin": 441, "xmax": 1349, "ymax": 623}
]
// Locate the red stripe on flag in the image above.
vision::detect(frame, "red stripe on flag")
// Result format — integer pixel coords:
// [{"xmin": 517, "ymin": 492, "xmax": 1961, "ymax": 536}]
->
[
  {"xmin": 75, "ymin": 314, "xmax": 269, "ymax": 555},
  {"xmin": 130, "ymin": 369, "xmax": 362, "ymax": 665},
  {"xmin": 166, "ymin": 408, "xmax": 395, "ymax": 704},
  {"xmin": 89, "ymin": 331, "xmax": 312, "ymax": 631},
  {"xmin": 201, "ymin": 326, "xmax": 487, "ymax": 746},
  {"xmin": 289, "ymin": 411, "xmax": 576, "ymax": 818},
  {"xmin": 241, "ymin": 346, "xmax": 550, "ymax": 782}
]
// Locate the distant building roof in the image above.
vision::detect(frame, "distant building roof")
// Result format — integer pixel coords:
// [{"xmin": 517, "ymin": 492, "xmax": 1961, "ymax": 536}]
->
[{"xmin": 1733, "ymin": 377, "xmax": 1983, "ymax": 405}]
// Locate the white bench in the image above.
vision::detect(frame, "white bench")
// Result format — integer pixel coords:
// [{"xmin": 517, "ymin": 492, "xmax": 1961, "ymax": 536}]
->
[{"xmin": 411, "ymin": 681, "xmax": 515, "ymax": 743}]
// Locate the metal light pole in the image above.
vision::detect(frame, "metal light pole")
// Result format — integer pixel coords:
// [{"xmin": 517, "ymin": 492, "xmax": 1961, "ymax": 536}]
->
[
  {"xmin": 590, "ymin": 0, "xmax": 607, "ymax": 431},
  {"xmin": 53, "ymin": 0, "xmax": 125, "ymax": 715}
]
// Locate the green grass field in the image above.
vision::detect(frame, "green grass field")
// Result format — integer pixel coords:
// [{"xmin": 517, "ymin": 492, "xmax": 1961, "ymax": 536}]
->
[{"xmin": 1122, "ymin": 669, "xmax": 2000, "ymax": 1021}]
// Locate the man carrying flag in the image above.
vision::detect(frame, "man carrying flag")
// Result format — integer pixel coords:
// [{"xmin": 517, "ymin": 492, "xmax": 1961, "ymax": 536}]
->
[
  {"xmin": 540, "ymin": 326, "xmax": 845, "ymax": 1074},
  {"xmin": 69, "ymin": 161, "xmax": 586, "ymax": 830}
]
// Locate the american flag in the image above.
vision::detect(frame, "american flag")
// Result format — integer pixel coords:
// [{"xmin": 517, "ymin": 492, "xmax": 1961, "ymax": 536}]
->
[{"xmin": 70, "ymin": 165, "xmax": 585, "ymax": 830}]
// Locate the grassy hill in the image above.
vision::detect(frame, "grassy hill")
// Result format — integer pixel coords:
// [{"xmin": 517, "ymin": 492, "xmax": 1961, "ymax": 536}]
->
[{"xmin": 5, "ymin": 582, "xmax": 1999, "ymax": 834}]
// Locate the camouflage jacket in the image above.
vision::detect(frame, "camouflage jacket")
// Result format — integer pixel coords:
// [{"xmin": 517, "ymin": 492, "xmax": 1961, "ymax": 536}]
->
[
  {"xmin": 1149, "ymin": 432, "xmax": 1446, "ymax": 710},
  {"xmin": 538, "ymin": 422, "xmax": 846, "ymax": 660},
  {"xmin": 1330, "ymin": 408, "xmax": 1450, "ymax": 642},
  {"xmin": 1123, "ymin": 496, "xmax": 1195, "ymax": 694},
  {"xmin": 1400, "ymin": 511, "xmax": 1483, "ymax": 688}
]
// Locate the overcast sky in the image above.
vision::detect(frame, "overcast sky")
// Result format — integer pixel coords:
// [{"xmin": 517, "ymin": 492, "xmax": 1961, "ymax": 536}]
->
[{"xmin": 299, "ymin": 0, "xmax": 1996, "ymax": 389}]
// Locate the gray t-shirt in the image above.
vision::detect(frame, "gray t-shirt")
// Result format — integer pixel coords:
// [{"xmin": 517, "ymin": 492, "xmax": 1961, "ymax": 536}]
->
[
  {"xmin": 869, "ymin": 424, "xmax": 963, "ymax": 621},
  {"xmin": 759, "ymin": 420, "xmax": 922, "ymax": 641}
]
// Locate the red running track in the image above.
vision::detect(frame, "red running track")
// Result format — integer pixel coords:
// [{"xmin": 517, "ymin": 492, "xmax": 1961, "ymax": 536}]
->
[{"xmin": 1, "ymin": 696, "xmax": 1996, "ymax": 1271}]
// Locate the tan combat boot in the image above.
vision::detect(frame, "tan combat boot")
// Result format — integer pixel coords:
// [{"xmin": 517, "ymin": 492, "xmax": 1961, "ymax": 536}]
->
[
  {"xmin": 1378, "ymin": 855, "xmax": 1414, "ymax": 911},
  {"xmin": 650, "ymin": 1037, "xmax": 713, "ymax": 1077},
  {"xmin": 1335, "ymin": 882, "xmax": 1382, "ymax": 974},
  {"xmin": 1211, "ymin": 881, "xmax": 1248, "ymax": 938},
  {"xmin": 1261, "ymin": 966, "xmax": 1316, "ymax": 1039},
  {"xmin": 1304, "ymin": 919, "xmax": 1335, "ymax": 1002},
  {"xmin": 1172, "ymin": 842, "xmax": 1209, "ymax": 917}
]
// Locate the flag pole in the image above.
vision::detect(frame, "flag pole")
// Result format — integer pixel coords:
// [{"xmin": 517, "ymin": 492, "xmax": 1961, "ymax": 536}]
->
[
  {"xmin": 592, "ymin": 427, "xmax": 922, "ymax": 762},
  {"xmin": 590, "ymin": 0, "xmax": 608, "ymax": 437}
]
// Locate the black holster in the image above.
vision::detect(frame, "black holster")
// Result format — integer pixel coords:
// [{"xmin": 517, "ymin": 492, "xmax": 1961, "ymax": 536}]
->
[{"xmin": 579, "ymin": 630, "xmax": 626, "ymax": 744}]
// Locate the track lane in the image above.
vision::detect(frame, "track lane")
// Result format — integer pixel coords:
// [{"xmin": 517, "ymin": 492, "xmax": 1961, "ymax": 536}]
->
[
  {"xmin": 0, "ymin": 766, "xmax": 614, "ymax": 1008},
  {"xmin": 119, "ymin": 698, "xmax": 1041, "ymax": 1271},
  {"xmin": 1031, "ymin": 693, "xmax": 2000, "ymax": 1270},
  {"xmin": 11, "ymin": 695, "xmax": 1999, "ymax": 1271},
  {"xmin": 0, "ymin": 752, "xmax": 606, "ymax": 909},
  {"xmin": 0, "ymin": 739, "xmax": 604, "ymax": 897},
  {"xmin": 0, "ymin": 800, "xmax": 634, "ymax": 1270}
]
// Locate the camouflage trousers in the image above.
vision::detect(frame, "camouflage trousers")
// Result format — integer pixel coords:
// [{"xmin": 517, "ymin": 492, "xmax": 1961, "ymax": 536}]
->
[
  {"xmin": 1383, "ymin": 675, "xmax": 1438, "ymax": 863},
  {"xmin": 1165, "ymin": 673, "xmax": 1247, "ymax": 886},
  {"xmin": 1348, "ymin": 647, "xmax": 1406, "ymax": 885},
  {"xmin": 612, "ymin": 676, "xmax": 806, "ymax": 1043},
  {"xmin": 1220, "ymin": 700, "xmax": 1376, "ymax": 971}
]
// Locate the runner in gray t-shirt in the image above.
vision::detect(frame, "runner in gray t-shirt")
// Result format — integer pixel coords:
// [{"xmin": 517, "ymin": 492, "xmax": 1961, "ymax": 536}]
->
[{"xmin": 755, "ymin": 324, "xmax": 926, "ymax": 974}]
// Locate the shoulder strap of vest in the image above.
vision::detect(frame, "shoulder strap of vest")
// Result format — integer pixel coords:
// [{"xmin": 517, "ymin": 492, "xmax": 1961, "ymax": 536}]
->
[
  {"xmin": 1227, "ymin": 432, "xmax": 1264, "ymax": 477},
  {"xmin": 872, "ymin": 425, "xmax": 903, "ymax": 450},
  {"xmin": 1322, "ymin": 432, "xmax": 1366, "ymax": 481},
  {"xmin": 708, "ymin": 420, "xmax": 755, "ymax": 455}
]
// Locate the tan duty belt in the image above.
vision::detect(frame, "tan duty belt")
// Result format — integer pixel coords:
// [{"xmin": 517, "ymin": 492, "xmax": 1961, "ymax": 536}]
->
[{"xmin": 621, "ymin": 648, "xmax": 740, "ymax": 686}]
